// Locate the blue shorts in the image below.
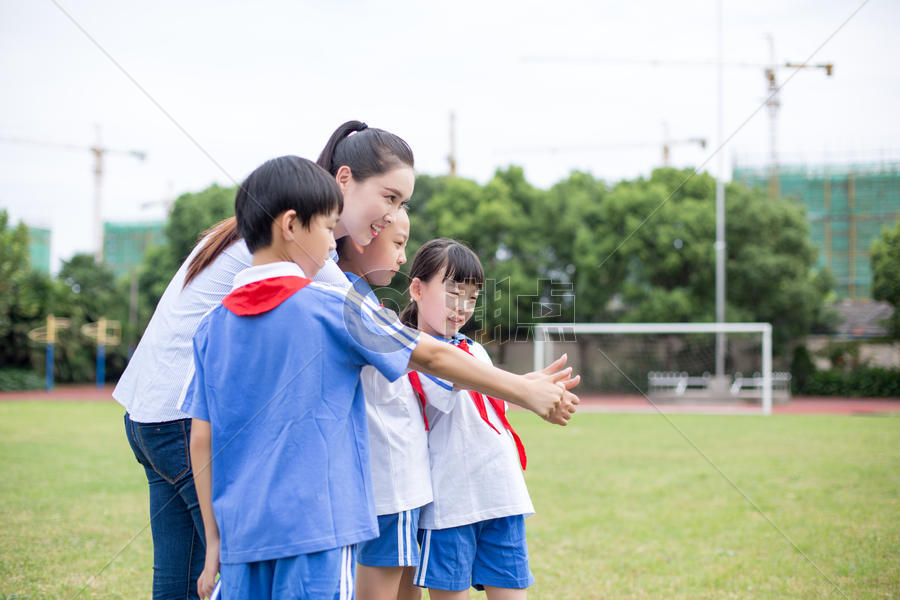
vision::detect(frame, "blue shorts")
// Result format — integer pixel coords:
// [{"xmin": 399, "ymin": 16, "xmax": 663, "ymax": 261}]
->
[
  {"xmin": 219, "ymin": 545, "xmax": 355, "ymax": 599},
  {"xmin": 357, "ymin": 508, "xmax": 421, "ymax": 567},
  {"xmin": 413, "ymin": 515, "xmax": 533, "ymax": 592}
]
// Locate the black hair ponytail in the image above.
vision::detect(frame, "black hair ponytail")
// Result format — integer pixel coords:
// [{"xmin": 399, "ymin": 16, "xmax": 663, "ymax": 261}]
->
[
  {"xmin": 316, "ymin": 120, "xmax": 414, "ymax": 181},
  {"xmin": 399, "ymin": 299, "xmax": 419, "ymax": 329}
]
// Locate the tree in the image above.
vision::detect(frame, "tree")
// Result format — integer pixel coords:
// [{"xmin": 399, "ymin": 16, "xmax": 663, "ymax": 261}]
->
[
  {"xmin": 136, "ymin": 184, "xmax": 238, "ymax": 326},
  {"xmin": 871, "ymin": 218, "xmax": 900, "ymax": 337},
  {"xmin": 166, "ymin": 184, "xmax": 237, "ymax": 263},
  {"xmin": 545, "ymin": 171, "xmax": 612, "ymax": 323},
  {"xmin": 400, "ymin": 167, "xmax": 832, "ymax": 358},
  {"xmin": 411, "ymin": 168, "xmax": 554, "ymax": 354},
  {"xmin": 54, "ymin": 254, "xmax": 131, "ymax": 382},
  {"xmin": 0, "ymin": 210, "xmax": 56, "ymax": 369}
]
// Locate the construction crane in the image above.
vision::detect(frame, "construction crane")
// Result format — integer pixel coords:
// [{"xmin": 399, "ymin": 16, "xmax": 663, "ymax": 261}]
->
[
  {"xmin": 523, "ymin": 34, "xmax": 833, "ymax": 196},
  {"xmin": 448, "ymin": 111, "xmax": 458, "ymax": 177},
  {"xmin": 761, "ymin": 35, "xmax": 833, "ymax": 196},
  {"xmin": 0, "ymin": 125, "xmax": 146, "ymax": 262},
  {"xmin": 496, "ymin": 121, "xmax": 706, "ymax": 168}
]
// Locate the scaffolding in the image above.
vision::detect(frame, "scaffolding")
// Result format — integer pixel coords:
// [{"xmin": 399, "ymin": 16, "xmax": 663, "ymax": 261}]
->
[
  {"xmin": 103, "ymin": 220, "xmax": 166, "ymax": 278},
  {"xmin": 27, "ymin": 226, "xmax": 51, "ymax": 273},
  {"xmin": 733, "ymin": 162, "xmax": 900, "ymax": 299}
]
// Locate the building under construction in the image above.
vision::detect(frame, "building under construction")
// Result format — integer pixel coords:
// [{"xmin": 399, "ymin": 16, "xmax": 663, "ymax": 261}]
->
[
  {"xmin": 27, "ymin": 226, "xmax": 51, "ymax": 273},
  {"xmin": 103, "ymin": 220, "xmax": 165, "ymax": 278},
  {"xmin": 733, "ymin": 162, "xmax": 900, "ymax": 299}
]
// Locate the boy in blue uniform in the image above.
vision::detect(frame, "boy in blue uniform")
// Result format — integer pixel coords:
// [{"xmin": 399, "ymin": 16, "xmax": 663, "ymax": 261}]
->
[{"xmin": 185, "ymin": 156, "xmax": 576, "ymax": 600}]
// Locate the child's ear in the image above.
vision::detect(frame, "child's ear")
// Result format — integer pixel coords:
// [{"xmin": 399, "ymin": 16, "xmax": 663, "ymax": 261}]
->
[
  {"xmin": 280, "ymin": 210, "xmax": 298, "ymax": 240},
  {"xmin": 409, "ymin": 277, "xmax": 423, "ymax": 302}
]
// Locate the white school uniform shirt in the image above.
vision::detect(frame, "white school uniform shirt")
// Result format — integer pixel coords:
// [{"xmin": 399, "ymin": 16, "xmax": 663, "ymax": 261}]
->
[
  {"xmin": 114, "ymin": 238, "xmax": 343, "ymax": 423},
  {"xmin": 313, "ymin": 249, "xmax": 348, "ymax": 285},
  {"xmin": 342, "ymin": 273, "xmax": 433, "ymax": 515},
  {"xmin": 417, "ymin": 336, "xmax": 534, "ymax": 530},
  {"xmin": 113, "ymin": 236, "xmax": 253, "ymax": 423}
]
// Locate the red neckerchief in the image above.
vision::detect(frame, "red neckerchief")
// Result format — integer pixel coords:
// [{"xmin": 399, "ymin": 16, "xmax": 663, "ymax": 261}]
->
[
  {"xmin": 407, "ymin": 371, "xmax": 430, "ymax": 431},
  {"xmin": 222, "ymin": 276, "xmax": 311, "ymax": 316},
  {"xmin": 409, "ymin": 336, "xmax": 527, "ymax": 470}
]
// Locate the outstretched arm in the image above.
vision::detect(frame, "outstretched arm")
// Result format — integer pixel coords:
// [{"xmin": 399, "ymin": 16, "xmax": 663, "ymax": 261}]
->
[
  {"xmin": 190, "ymin": 419, "xmax": 220, "ymax": 599},
  {"xmin": 408, "ymin": 336, "xmax": 578, "ymax": 425}
]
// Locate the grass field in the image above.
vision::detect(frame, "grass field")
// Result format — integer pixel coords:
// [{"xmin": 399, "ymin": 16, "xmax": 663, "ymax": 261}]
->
[{"xmin": 1, "ymin": 401, "xmax": 898, "ymax": 599}]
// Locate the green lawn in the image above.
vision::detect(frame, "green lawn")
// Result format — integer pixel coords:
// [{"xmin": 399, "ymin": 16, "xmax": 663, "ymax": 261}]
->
[{"xmin": 1, "ymin": 402, "xmax": 898, "ymax": 599}]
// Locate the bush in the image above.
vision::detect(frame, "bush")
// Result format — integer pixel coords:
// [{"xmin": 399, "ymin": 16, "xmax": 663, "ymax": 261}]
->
[
  {"xmin": 797, "ymin": 366, "xmax": 900, "ymax": 397},
  {"xmin": 0, "ymin": 367, "xmax": 44, "ymax": 391},
  {"xmin": 790, "ymin": 344, "xmax": 816, "ymax": 394}
]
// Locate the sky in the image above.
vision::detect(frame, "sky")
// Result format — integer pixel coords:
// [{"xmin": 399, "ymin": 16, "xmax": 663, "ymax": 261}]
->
[{"xmin": 1, "ymin": 0, "xmax": 898, "ymax": 271}]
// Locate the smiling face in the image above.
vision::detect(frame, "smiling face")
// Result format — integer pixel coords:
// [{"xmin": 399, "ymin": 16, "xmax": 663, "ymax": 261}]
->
[
  {"xmin": 353, "ymin": 209, "xmax": 409, "ymax": 287},
  {"xmin": 335, "ymin": 165, "xmax": 415, "ymax": 246},
  {"xmin": 410, "ymin": 266, "xmax": 481, "ymax": 338}
]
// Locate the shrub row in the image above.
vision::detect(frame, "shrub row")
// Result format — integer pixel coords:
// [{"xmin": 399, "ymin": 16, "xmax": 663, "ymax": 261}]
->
[
  {"xmin": 794, "ymin": 366, "xmax": 900, "ymax": 397},
  {"xmin": 0, "ymin": 367, "xmax": 45, "ymax": 392}
]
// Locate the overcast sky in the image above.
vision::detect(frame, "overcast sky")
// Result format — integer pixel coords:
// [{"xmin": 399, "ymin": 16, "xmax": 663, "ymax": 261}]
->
[{"xmin": 1, "ymin": 0, "xmax": 897, "ymax": 271}]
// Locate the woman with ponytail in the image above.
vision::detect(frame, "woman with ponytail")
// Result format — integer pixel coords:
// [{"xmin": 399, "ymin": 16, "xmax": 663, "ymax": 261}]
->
[
  {"xmin": 115, "ymin": 216, "xmax": 252, "ymax": 600},
  {"xmin": 313, "ymin": 120, "xmax": 416, "ymax": 284},
  {"xmin": 114, "ymin": 120, "xmax": 418, "ymax": 599}
]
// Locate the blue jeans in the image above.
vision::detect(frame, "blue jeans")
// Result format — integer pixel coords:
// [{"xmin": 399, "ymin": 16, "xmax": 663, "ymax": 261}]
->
[{"xmin": 124, "ymin": 413, "xmax": 205, "ymax": 600}]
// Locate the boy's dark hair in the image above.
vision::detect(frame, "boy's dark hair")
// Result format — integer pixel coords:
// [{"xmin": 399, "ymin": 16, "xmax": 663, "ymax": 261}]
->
[
  {"xmin": 400, "ymin": 238, "xmax": 484, "ymax": 328},
  {"xmin": 316, "ymin": 120, "xmax": 414, "ymax": 180},
  {"xmin": 235, "ymin": 156, "xmax": 343, "ymax": 253}
]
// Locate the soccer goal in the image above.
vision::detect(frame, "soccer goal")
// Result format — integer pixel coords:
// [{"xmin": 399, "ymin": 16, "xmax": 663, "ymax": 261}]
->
[{"xmin": 534, "ymin": 323, "xmax": 783, "ymax": 415}]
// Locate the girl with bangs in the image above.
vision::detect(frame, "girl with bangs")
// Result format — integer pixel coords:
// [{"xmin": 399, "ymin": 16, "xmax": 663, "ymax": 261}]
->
[{"xmin": 400, "ymin": 239, "xmax": 563, "ymax": 600}]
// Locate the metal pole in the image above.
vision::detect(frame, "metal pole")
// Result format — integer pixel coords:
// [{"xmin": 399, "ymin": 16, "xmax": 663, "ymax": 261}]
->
[
  {"xmin": 97, "ymin": 344, "xmax": 106, "ymax": 389},
  {"xmin": 448, "ymin": 111, "xmax": 457, "ymax": 177},
  {"xmin": 46, "ymin": 343, "xmax": 54, "ymax": 392},
  {"xmin": 96, "ymin": 316, "xmax": 107, "ymax": 389},
  {"xmin": 762, "ymin": 324, "xmax": 773, "ymax": 416},
  {"xmin": 714, "ymin": 0, "xmax": 727, "ymax": 377},
  {"xmin": 128, "ymin": 269, "xmax": 139, "ymax": 357},
  {"xmin": 45, "ymin": 314, "xmax": 56, "ymax": 392},
  {"xmin": 533, "ymin": 325, "xmax": 544, "ymax": 373},
  {"xmin": 92, "ymin": 125, "xmax": 104, "ymax": 263}
]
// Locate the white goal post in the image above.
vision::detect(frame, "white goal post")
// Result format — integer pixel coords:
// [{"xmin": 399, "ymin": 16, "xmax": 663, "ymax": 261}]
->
[{"xmin": 533, "ymin": 322, "xmax": 774, "ymax": 415}]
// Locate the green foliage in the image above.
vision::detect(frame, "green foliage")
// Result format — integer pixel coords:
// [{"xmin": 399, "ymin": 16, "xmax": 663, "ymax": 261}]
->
[
  {"xmin": 0, "ymin": 210, "xmax": 134, "ymax": 383},
  {"xmin": 791, "ymin": 337, "xmax": 900, "ymax": 397},
  {"xmin": 796, "ymin": 367, "xmax": 900, "ymax": 397},
  {"xmin": 870, "ymin": 218, "xmax": 900, "ymax": 337},
  {"xmin": 597, "ymin": 169, "xmax": 832, "ymax": 350},
  {"xmin": 51, "ymin": 254, "xmax": 131, "ymax": 383},
  {"xmin": 4, "ymin": 167, "xmax": 837, "ymax": 381},
  {"xmin": 818, "ymin": 340, "xmax": 863, "ymax": 369},
  {"xmin": 401, "ymin": 168, "xmax": 832, "ymax": 356},
  {"xmin": 0, "ymin": 367, "xmax": 44, "ymax": 391},
  {"xmin": 0, "ymin": 211, "xmax": 59, "ymax": 369},
  {"xmin": 136, "ymin": 184, "xmax": 238, "ymax": 327},
  {"xmin": 789, "ymin": 344, "xmax": 816, "ymax": 394},
  {"xmin": 166, "ymin": 184, "xmax": 237, "ymax": 263}
]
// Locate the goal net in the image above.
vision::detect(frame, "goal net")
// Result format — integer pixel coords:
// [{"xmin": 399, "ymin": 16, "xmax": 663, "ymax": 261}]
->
[{"xmin": 533, "ymin": 323, "xmax": 785, "ymax": 415}]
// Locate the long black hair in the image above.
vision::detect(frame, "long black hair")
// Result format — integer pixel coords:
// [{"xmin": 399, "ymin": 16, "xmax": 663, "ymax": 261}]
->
[
  {"xmin": 316, "ymin": 120, "xmax": 414, "ymax": 181},
  {"xmin": 399, "ymin": 238, "xmax": 484, "ymax": 328}
]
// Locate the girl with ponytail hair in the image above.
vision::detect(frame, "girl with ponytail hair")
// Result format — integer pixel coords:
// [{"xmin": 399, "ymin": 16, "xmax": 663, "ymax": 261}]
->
[{"xmin": 115, "ymin": 214, "xmax": 252, "ymax": 600}]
